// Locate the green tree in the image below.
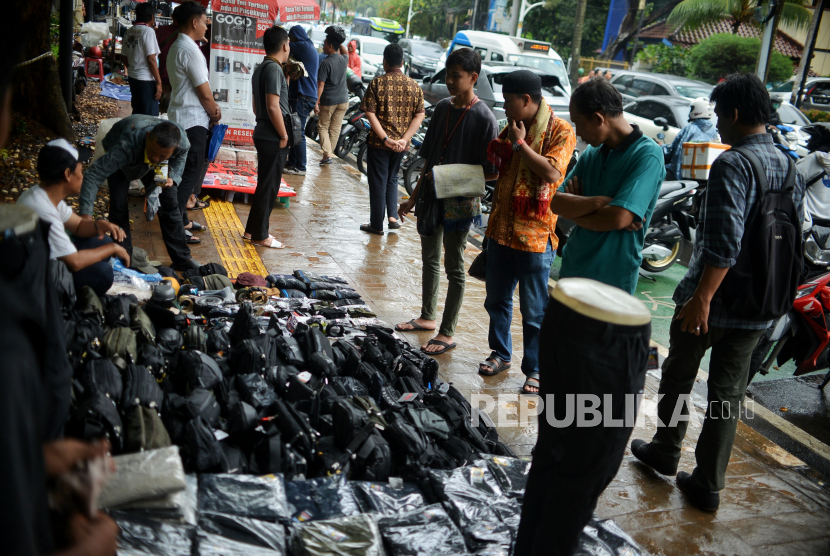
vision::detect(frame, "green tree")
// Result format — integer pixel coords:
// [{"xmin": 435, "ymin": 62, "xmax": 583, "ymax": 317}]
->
[
  {"xmin": 686, "ymin": 33, "xmax": 794, "ymax": 82},
  {"xmin": 667, "ymin": 0, "xmax": 811, "ymax": 34},
  {"xmin": 635, "ymin": 43, "xmax": 691, "ymax": 75}
]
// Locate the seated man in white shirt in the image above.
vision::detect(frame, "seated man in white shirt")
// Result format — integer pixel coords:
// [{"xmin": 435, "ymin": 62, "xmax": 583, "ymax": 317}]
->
[{"xmin": 18, "ymin": 139, "xmax": 130, "ymax": 295}]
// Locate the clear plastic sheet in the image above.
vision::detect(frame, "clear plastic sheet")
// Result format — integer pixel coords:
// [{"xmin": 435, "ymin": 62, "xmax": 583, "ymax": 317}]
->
[
  {"xmin": 194, "ymin": 530, "xmax": 283, "ymax": 556},
  {"xmin": 100, "ymin": 446, "xmax": 186, "ymax": 509},
  {"xmin": 198, "ymin": 474, "xmax": 291, "ymax": 522},
  {"xmin": 376, "ymin": 503, "xmax": 469, "ymax": 556},
  {"xmin": 475, "ymin": 455, "xmax": 532, "ymax": 500},
  {"xmin": 576, "ymin": 518, "xmax": 644, "ymax": 556},
  {"xmin": 442, "ymin": 497, "xmax": 512, "ymax": 556},
  {"xmin": 425, "ymin": 465, "xmax": 504, "ymax": 504},
  {"xmin": 285, "ymin": 474, "xmax": 361, "ymax": 522},
  {"xmin": 297, "ymin": 514, "xmax": 384, "ymax": 556},
  {"xmin": 114, "ymin": 511, "xmax": 195, "ymax": 556},
  {"xmin": 198, "ymin": 511, "xmax": 286, "ymax": 553},
  {"xmin": 349, "ymin": 481, "xmax": 426, "ymax": 517}
]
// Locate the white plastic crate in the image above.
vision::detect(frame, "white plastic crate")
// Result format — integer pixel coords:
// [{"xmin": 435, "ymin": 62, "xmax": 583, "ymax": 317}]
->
[{"xmin": 681, "ymin": 142, "xmax": 729, "ymax": 180}]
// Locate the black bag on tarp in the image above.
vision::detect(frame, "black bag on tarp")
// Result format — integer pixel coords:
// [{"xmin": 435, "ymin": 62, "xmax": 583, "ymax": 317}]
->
[
  {"xmin": 423, "ymin": 465, "xmax": 504, "ymax": 505},
  {"xmin": 80, "ymin": 358, "xmax": 123, "ymax": 401},
  {"xmin": 105, "ymin": 294, "xmax": 134, "ymax": 328},
  {"xmin": 230, "ymin": 339, "xmax": 266, "ymax": 375},
  {"xmin": 229, "ymin": 303, "xmax": 261, "ymax": 345},
  {"xmin": 207, "ymin": 328, "xmax": 233, "ymax": 355},
  {"xmin": 121, "ymin": 364, "xmax": 164, "ymax": 411},
  {"xmin": 443, "ymin": 496, "xmax": 512, "ymax": 555},
  {"xmin": 157, "ymin": 327, "xmax": 185, "ymax": 361},
  {"xmin": 236, "ymin": 373, "xmax": 276, "ymax": 412},
  {"xmin": 113, "ymin": 511, "xmax": 195, "ymax": 556},
  {"xmin": 194, "ymin": 530, "xmax": 283, "ymax": 556},
  {"xmin": 376, "ymin": 503, "xmax": 468, "ymax": 556},
  {"xmin": 137, "ymin": 343, "xmax": 167, "ymax": 380},
  {"xmin": 476, "ymin": 455, "xmax": 532, "ymax": 500},
  {"xmin": 198, "ymin": 474, "xmax": 292, "ymax": 523},
  {"xmin": 198, "ymin": 512, "xmax": 287, "ymax": 553},
  {"xmin": 67, "ymin": 389, "xmax": 124, "ymax": 453},
  {"xmin": 284, "ymin": 474, "xmax": 361, "ymax": 522},
  {"xmin": 177, "ymin": 350, "xmax": 224, "ymax": 391},
  {"xmin": 183, "ymin": 416, "xmax": 222, "ymax": 472},
  {"xmin": 350, "ymin": 481, "xmax": 426, "ymax": 517},
  {"xmin": 297, "ymin": 514, "xmax": 384, "ymax": 556},
  {"xmin": 220, "ymin": 441, "xmax": 252, "ymax": 474},
  {"xmin": 187, "ymin": 388, "xmax": 221, "ymax": 428}
]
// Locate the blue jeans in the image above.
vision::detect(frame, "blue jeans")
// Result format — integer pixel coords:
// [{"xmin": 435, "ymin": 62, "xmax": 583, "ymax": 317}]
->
[
  {"xmin": 287, "ymin": 95, "xmax": 316, "ymax": 171},
  {"xmin": 484, "ymin": 239, "xmax": 554, "ymax": 376},
  {"xmin": 71, "ymin": 235, "xmax": 115, "ymax": 296}
]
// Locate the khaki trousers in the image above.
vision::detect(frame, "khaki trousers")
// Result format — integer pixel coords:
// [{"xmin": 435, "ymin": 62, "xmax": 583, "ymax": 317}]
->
[{"xmin": 317, "ymin": 101, "xmax": 349, "ymax": 158}]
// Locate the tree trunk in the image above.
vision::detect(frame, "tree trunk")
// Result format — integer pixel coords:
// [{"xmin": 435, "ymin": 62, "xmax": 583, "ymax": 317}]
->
[
  {"xmin": 13, "ymin": 0, "xmax": 74, "ymax": 140},
  {"xmin": 570, "ymin": 0, "xmax": 588, "ymax": 86},
  {"xmin": 600, "ymin": 0, "xmax": 683, "ymax": 60}
]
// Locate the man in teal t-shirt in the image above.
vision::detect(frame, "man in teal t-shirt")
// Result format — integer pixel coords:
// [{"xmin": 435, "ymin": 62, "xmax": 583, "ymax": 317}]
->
[{"xmin": 551, "ymin": 78, "xmax": 664, "ymax": 294}]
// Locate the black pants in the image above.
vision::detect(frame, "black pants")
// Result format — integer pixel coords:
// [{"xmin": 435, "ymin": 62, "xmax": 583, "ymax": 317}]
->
[
  {"xmin": 108, "ymin": 169, "xmax": 191, "ymax": 265},
  {"xmin": 179, "ymin": 126, "xmax": 208, "ymax": 227},
  {"xmin": 128, "ymin": 77, "xmax": 159, "ymax": 116},
  {"xmin": 515, "ymin": 297, "xmax": 650, "ymax": 556},
  {"xmin": 71, "ymin": 235, "xmax": 115, "ymax": 295},
  {"xmin": 367, "ymin": 146, "xmax": 404, "ymax": 231},
  {"xmin": 245, "ymin": 138, "xmax": 288, "ymax": 241}
]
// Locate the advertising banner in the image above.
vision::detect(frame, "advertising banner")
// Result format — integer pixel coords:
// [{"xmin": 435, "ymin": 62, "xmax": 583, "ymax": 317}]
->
[{"xmin": 209, "ymin": 0, "xmax": 320, "ymax": 143}]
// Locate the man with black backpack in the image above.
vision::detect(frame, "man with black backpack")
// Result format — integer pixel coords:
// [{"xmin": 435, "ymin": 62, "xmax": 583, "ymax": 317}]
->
[{"xmin": 631, "ymin": 73, "xmax": 805, "ymax": 512}]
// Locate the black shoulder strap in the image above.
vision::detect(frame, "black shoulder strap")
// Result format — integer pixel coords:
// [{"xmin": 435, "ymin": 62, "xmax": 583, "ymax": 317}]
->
[{"xmin": 730, "ymin": 146, "xmax": 769, "ymax": 194}]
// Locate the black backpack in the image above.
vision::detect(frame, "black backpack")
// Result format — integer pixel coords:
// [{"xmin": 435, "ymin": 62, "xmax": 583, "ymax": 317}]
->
[
  {"xmin": 121, "ymin": 364, "xmax": 164, "ymax": 411},
  {"xmin": 230, "ymin": 339, "xmax": 266, "ymax": 375},
  {"xmin": 80, "ymin": 358, "xmax": 123, "ymax": 401},
  {"xmin": 68, "ymin": 389, "xmax": 124, "ymax": 453},
  {"xmin": 720, "ymin": 148, "xmax": 802, "ymax": 320}
]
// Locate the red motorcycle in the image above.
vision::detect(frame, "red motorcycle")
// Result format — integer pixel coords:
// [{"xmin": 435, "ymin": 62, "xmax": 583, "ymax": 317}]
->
[{"xmin": 749, "ymin": 270, "xmax": 830, "ymax": 389}]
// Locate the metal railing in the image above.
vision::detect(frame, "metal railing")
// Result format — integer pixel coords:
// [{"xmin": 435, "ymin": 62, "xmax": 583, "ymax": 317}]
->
[{"xmin": 579, "ymin": 57, "xmax": 629, "ymax": 72}]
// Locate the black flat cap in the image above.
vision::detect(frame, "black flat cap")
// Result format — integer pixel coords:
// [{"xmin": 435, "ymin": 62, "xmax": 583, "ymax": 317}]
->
[{"xmin": 502, "ymin": 70, "xmax": 542, "ymax": 95}]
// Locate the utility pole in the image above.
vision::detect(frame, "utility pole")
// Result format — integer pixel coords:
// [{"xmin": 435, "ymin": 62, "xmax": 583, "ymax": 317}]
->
[
  {"xmin": 59, "ymin": 0, "xmax": 73, "ymax": 112},
  {"xmin": 755, "ymin": 0, "xmax": 779, "ymax": 83},
  {"xmin": 406, "ymin": 0, "xmax": 414, "ymax": 38},
  {"xmin": 570, "ymin": 0, "xmax": 587, "ymax": 87},
  {"xmin": 792, "ymin": 0, "xmax": 826, "ymax": 106},
  {"xmin": 471, "ymin": 0, "xmax": 478, "ymax": 31},
  {"xmin": 516, "ymin": 0, "xmax": 545, "ymax": 38}
]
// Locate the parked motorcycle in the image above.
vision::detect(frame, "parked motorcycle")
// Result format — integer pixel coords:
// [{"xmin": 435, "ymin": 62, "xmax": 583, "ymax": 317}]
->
[{"xmin": 748, "ymin": 270, "xmax": 830, "ymax": 389}]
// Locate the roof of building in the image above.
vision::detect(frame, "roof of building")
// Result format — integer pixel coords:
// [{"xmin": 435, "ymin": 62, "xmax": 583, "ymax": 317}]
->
[{"xmin": 639, "ymin": 17, "xmax": 804, "ymax": 59}]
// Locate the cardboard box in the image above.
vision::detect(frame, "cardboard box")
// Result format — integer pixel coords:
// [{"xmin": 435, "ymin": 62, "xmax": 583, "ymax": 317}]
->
[{"xmin": 681, "ymin": 142, "xmax": 729, "ymax": 180}]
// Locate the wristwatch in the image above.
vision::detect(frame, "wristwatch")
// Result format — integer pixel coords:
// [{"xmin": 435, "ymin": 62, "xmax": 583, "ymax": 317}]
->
[{"xmin": 512, "ymin": 139, "xmax": 525, "ymax": 152}]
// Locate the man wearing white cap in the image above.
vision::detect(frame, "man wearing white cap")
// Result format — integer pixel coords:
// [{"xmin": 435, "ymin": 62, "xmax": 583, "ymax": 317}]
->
[
  {"xmin": 18, "ymin": 139, "xmax": 130, "ymax": 294},
  {"xmin": 663, "ymin": 97, "xmax": 719, "ymax": 180}
]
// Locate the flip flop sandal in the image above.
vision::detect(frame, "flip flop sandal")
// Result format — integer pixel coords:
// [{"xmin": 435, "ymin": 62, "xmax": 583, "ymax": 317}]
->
[
  {"xmin": 253, "ymin": 238, "xmax": 284, "ymax": 249},
  {"xmin": 186, "ymin": 235, "xmax": 201, "ymax": 244},
  {"xmin": 421, "ymin": 339, "xmax": 457, "ymax": 355},
  {"xmin": 521, "ymin": 373, "xmax": 541, "ymax": 395},
  {"xmin": 187, "ymin": 221, "xmax": 206, "ymax": 232},
  {"xmin": 388, "ymin": 221, "xmax": 401, "ymax": 229},
  {"xmin": 187, "ymin": 199, "xmax": 210, "ymax": 210},
  {"xmin": 395, "ymin": 319, "xmax": 435, "ymax": 332},
  {"xmin": 478, "ymin": 356, "xmax": 511, "ymax": 377}
]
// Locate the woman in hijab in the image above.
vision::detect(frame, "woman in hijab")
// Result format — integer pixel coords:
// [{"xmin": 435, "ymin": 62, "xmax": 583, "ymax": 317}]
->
[{"xmin": 347, "ymin": 40, "xmax": 362, "ymax": 79}]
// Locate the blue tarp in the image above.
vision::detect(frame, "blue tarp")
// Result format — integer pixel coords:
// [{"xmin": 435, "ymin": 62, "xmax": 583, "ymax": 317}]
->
[{"xmin": 99, "ymin": 74, "xmax": 132, "ymax": 101}]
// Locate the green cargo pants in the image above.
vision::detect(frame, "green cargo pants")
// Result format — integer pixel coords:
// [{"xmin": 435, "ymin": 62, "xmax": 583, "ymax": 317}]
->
[
  {"xmin": 420, "ymin": 225, "xmax": 468, "ymax": 337},
  {"xmin": 650, "ymin": 308, "xmax": 765, "ymax": 491}
]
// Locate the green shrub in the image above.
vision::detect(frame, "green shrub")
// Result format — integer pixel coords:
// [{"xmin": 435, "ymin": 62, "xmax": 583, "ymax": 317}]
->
[
  {"xmin": 687, "ymin": 33, "xmax": 794, "ymax": 84},
  {"xmin": 635, "ymin": 43, "xmax": 691, "ymax": 77},
  {"xmin": 803, "ymin": 109, "xmax": 830, "ymax": 123}
]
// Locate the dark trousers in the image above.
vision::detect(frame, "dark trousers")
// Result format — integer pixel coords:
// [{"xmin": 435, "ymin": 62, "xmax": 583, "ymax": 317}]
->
[
  {"xmin": 367, "ymin": 145, "xmax": 404, "ymax": 231},
  {"xmin": 245, "ymin": 138, "xmax": 289, "ymax": 241},
  {"xmin": 515, "ymin": 298, "xmax": 650, "ymax": 556},
  {"xmin": 71, "ymin": 235, "xmax": 115, "ymax": 296},
  {"xmin": 650, "ymin": 309, "xmax": 766, "ymax": 491},
  {"xmin": 287, "ymin": 95, "xmax": 316, "ymax": 171},
  {"xmin": 128, "ymin": 77, "xmax": 159, "ymax": 116},
  {"xmin": 179, "ymin": 126, "xmax": 208, "ymax": 227},
  {"xmin": 108, "ymin": 169, "xmax": 191, "ymax": 265}
]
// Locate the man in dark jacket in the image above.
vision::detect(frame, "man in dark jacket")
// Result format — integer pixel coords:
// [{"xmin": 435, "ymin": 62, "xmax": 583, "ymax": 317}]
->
[{"xmin": 285, "ymin": 25, "xmax": 319, "ymax": 176}]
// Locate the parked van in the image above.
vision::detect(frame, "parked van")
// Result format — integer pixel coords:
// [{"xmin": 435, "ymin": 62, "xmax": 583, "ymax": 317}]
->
[
  {"xmin": 439, "ymin": 31, "xmax": 570, "ymax": 94},
  {"xmin": 351, "ymin": 17, "xmax": 404, "ymax": 42}
]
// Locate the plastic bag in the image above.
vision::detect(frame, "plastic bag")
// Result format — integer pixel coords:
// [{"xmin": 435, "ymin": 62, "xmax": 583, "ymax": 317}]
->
[
  {"xmin": 182, "ymin": 474, "xmax": 199, "ymax": 526},
  {"xmin": 350, "ymin": 481, "xmax": 426, "ymax": 517},
  {"xmin": 285, "ymin": 475, "xmax": 361, "ymax": 522},
  {"xmin": 376, "ymin": 503, "xmax": 469, "ymax": 556},
  {"xmin": 114, "ymin": 511, "xmax": 195, "ymax": 556},
  {"xmin": 80, "ymin": 21, "xmax": 110, "ymax": 47},
  {"xmin": 198, "ymin": 511, "xmax": 286, "ymax": 553},
  {"xmin": 113, "ymin": 258, "xmax": 163, "ymax": 283},
  {"xmin": 475, "ymin": 455, "xmax": 532, "ymax": 500},
  {"xmin": 194, "ymin": 530, "xmax": 282, "ymax": 556},
  {"xmin": 198, "ymin": 474, "xmax": 292, "ymax": 522},
  {"xmin": 442, "ymin": 497, "xmax": 512, "ymax": 556},
  {"xmin": 577, "ymin": 518, "xmax": 645, "ymax": 556},
  {"xmin": 425, "ymin": 466, "xmax": 504, "ymax": 505},
  {"xmin": 100, "ymin": 446, "xmax": 186, "ymax": 509},
  {"xmin": 145, "ymin": 185, "xmax": 161, "ymax": 221},
  {"xmin": 297, "ymin": 514, "xmax": 384, "ymax": 556}
]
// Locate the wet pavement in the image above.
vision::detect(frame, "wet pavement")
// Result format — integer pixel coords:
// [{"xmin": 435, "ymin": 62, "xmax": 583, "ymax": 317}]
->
[{"xmin": 126, "ymin": 135, "xmax": 830, "ymax": 555}]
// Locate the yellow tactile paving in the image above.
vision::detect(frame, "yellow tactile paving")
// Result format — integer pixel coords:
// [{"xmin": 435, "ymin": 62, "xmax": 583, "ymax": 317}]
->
[{"xmin": 202, "ymin": 199, "xmax": 268, "ymax": 279}]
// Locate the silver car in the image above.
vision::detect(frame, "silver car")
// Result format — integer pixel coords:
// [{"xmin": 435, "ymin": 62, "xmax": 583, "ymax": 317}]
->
[
  {"xmin": 771, "ymin": 78, "xmax": 830, "ymax": 113},
  {"xmin": 609, "ymin": 70, "xmax": 714, "ymax": 101}
]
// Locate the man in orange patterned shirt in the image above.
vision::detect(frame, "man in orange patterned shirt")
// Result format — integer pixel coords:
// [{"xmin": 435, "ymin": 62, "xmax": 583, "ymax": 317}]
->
[{"xmin": 479, "ymin": 70, "xmax": 576, "ymax": 394}]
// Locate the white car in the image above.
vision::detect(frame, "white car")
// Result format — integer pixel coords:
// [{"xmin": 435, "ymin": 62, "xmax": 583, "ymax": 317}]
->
[
  {"xmin": 348, "ymin": 35, "xmax": 389, "ymax": 82},
  {"xmin": 623, "ymin": 96, "xmax": 718, "ymax": 145}
]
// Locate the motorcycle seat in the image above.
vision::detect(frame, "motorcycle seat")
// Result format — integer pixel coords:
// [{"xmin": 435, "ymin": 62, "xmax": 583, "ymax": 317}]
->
[{"xmin": 659, "ymin": 181, "xmax": 689, "ymax": 197}]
